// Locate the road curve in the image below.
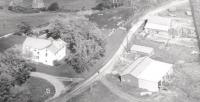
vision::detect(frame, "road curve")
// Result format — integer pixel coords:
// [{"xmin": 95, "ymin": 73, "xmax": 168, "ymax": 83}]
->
[
  {"xmin": 48, "ymin": 0, "xmax": 189, "ymax": 102},
  {"xmin": 30, "ymin": 72, "xmax": 66, "ymax": 101}
]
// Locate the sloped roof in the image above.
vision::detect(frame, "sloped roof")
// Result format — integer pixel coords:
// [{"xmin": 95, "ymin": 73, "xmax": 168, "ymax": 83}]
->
[
  {"xmin": 131, "ymin": 45, "xmax": 154, "ymax": 55},
  {"xmin": 23, "ymin": 37, "xmax": 51, "ymax": 50},
  {"xmin": 145, "ymin": 16, "xmax": 171, "ymax": 31},
  {"xmin": 47, "ymin": 39, "xmax": 66, "ymax": 54},
  {"xmin": 121, "ymin": 57, "xmax": 173, "ymax": 82},
  {"xmin": 23, "ymin": 37, "xmax": 66, "ymax": 54}
]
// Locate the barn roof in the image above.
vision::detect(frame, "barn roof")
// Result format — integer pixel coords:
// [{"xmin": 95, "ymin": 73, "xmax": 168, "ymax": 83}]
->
[
  {"xmin": 145, "ymin": 16, "xmax": 172, "ymax": 32},
  {"xmin": 121, "ymin": 57, "xmax": 173, "ymax": 82}
]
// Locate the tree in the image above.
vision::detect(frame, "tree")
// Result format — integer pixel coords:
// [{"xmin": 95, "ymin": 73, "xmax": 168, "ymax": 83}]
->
[
  {"xmin": 0, "ymin": 74, "xmax": 14, "ymax": 102},
  {"xmin": 93, "ymin": 0, "xmax": 124, "ymax": 10},
  {"xmin": 0, "ymin": 49, "xmax": 35, "ymax": 102},
  {"xmin": 48, "ymin": 2, "xmax": 59, "ymax": 11},
  {"xmin": 46, "ymin": 28, "xmax": 61, "ymax": 39},
  {"xmin": 16, "ymin": 22, "xmax": 33, "ymax": 36},
  {"xmin": 50, "ymin": 16, "xmax": 106, "ymax": 73}
]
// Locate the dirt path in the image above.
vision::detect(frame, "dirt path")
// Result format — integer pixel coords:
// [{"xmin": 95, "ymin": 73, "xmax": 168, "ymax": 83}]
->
[
  {"xmin": 101, "ymin": 77, "xmax": 144, "ymax": 102},
  {"xmin": 30, "ymin": 72, "xmax": 66, "ymax": 100}
]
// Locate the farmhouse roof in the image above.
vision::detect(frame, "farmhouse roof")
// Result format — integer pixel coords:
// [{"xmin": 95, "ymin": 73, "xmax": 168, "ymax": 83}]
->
[
  {"xmin": 23, "ymin": 37, "xmax": 51, "ymax": 50},
  {"xmin": 131, "ymin": 45, "xmax": 154, "ymax": 55},
  {"xmin": 47, "ymin": 39, "xmax": 66, "ymax": 54},
  {"xmin": 121, "ymin": 57, "xmax": 173, "ymax": 82},
  {"xmin": 145, "ymin": 16, "xmax": 172, "ymax": 31},
  {"xmin": 23, "ymin": 37, "xmax": 66, "ymax": 54}
]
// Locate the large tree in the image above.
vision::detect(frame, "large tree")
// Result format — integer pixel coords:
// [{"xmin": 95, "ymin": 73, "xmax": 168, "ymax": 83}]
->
[
  {"xmin": 0, "ymin": 48, "xmax": 35, "ymax": 102},
  {"xmin": 16, "ymin": 22, "xmax": 34, "ymax": 36},
  {"xmin": 50, "ymin": 16, "xmax": 106, "ymax": 73}
]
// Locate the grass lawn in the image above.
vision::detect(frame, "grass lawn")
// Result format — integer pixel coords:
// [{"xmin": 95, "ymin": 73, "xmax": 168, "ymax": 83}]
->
[
  {"xmin": 21, "ymin": 0, "xmax": 97, "ymax": 10},
  {"xmin": 0, "ymin": 0, "xmax": 97, "ymax": 10},
  {"xmin": 88, "ymin": 7, "xmax": 133, "ymax": 29},
  {"xmin": 68, "ymin": 81, "xmax": 127, "ymax": 102},
  {"xmin": 0, "ymin": 11, "xmax": 56, "ymax": 35},
  {"xmin": 33, "ymin": 63, "xmax": 80, "ymax": 78},
  {"xmin": 27, "ymin": 77, "xmax": 55, "ymax": 102},
  {"xmin": 0, "ymin": 0, "xmax": 97, "ymax": 36},
  {"xmin": 160, "ymin": 63, "xmax": 200, "ymax": 102},
  {"xmin": 129, "ymin": 37, "xmax": 199, "ymax": 63},
  {"xmin": 0, "ymin": 35, "xmax": 25, "ymax": 52}
]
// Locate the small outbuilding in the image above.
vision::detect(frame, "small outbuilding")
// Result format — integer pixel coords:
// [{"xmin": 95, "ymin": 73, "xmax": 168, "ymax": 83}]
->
[
  {"xmin": 130, "ymin": 44, "xmax": 155, "ymax": 56},
  {"xmin": 145, "ymin": 16, "xmax": 172, "ymax": 33},
  {"xmin": 120, "ymin": 57, "xmax": 173, "ymax": 92}
]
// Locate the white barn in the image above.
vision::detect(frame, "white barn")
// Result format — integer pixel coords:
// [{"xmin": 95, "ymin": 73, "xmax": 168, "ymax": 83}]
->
[
  {"xmin": 145, "ymin": 16, "xmax": 172, "ymax": 33},
  {"xmin": 120, "ymin": 57, "xmax": 173, "ymax": 92},
  {"xmin": 23, "ymin": 37, "xmax": 67, "ymax": 66},
  {"xmin": 131, "ymin": 44, "xmax": 155, "ymax": 56}
]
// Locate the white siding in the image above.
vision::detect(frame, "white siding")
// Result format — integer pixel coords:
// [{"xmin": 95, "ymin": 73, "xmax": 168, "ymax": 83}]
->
[
  {"xmin": 45, "ymin": 50, "xmax": 57, "ymax": 66},
  {"xmin": 55, "ymin": 46, "xmax": 66, "ymax": 60},
  {"xmin": 138, "ymin": 79, "xmax": 158, "ymax": 92},
  {"xmin": 23, "ymin": 43, "xmax": 67, "ymax": 66}
]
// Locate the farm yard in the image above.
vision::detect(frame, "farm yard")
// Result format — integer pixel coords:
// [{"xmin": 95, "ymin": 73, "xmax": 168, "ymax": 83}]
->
[
  {"xmin": 106, "ymin": 1, "xmax": 200, "ymax": 102},
  {"xmin": 1, "ymin": 0, "xmax": 200, "ymax": 102}
]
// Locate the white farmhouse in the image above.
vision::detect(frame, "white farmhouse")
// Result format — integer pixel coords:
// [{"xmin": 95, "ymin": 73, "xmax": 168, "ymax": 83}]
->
[
  {"xmin": 120, "ymin": 57, "xmax": 173, "ymax": 92},
  {"xmin": 23, "ymin": 37, "xmax": 67, "ymax": 66}
]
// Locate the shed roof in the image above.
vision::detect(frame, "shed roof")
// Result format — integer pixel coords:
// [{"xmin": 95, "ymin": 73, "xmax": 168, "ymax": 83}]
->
[
  {"xmin": 145, "ymin": 16, "xmax": 171, "ymax": 31},
  {"xmin": 131, "ymin": 45, "xmax": 154, "ymax": 55},
  {"xmin": 23, "ymin": 37, "xmax": 51, "ymax": 50},
  {"xmin": 121, "ymin": 57, "xmax": 173, "ymax": 82}
]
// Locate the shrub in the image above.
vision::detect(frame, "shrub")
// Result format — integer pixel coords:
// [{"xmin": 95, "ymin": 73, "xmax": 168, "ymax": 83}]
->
[
  {"xmin": 48, "ymin": 2, "xmax": 59, "ymax": 11},
  {"xmin": 8, "ymin": 6, "xmax": 39, "ymax": 13},
  {"xmin": 53, "ymin": 60, "xmax": 61, "ymax": 66},
  {"xmin": 17, "ymin": 22, "xmax": 34, "ymax": 36},
  {"xmin": 93, "ymin": 0, "xmax": 124, "ymax": 11},
  {"xmin": 51, "ymin": 17, "xmax": 106, "ymax": 73}
]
